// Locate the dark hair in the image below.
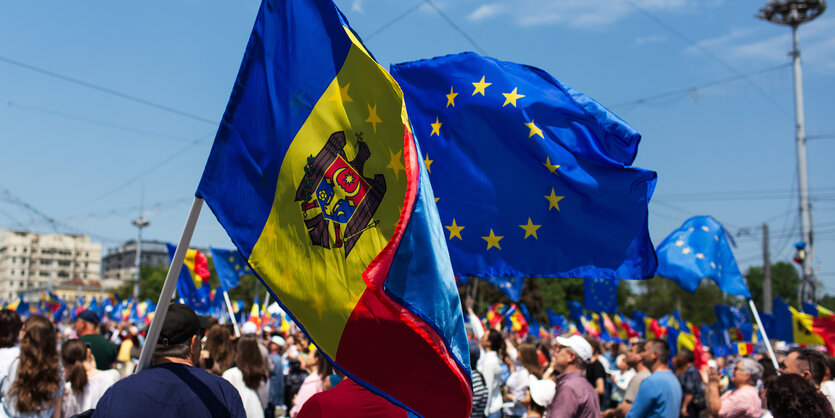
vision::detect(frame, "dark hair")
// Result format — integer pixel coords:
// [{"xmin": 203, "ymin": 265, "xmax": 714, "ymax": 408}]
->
[
  {"xmin": 205, "ymin": 324, "xmax": 235, "ymax": 374},
  {"xmin": 486, "ymin": 329, "xmax": 504, "ymax": 355},
  {"xmin": 791, "ymin": 347, "xmax": 827, "ymax": 385},
  {"xmin": 0, "ymin": 309, "xmax": 22, "ymax": 348},
  {"xmin": 765, "ymin": 373, "xmax": 835, "ymax": 418},
  {"xmin": 9, "ymin": 315, "xmax": 61, "ymax": 413},
  {"xmin": 313, "ymin": 348, "xmax": 333, "ymax": 379},
  {"xmin": 758, "ymin": 357, "xmax": 778, "ymax": 380},
  {"xmin": 648, "ymin": 339, "xmax": 670, "ymax": 365},
  {"xmin": 584, "ymin": 336, "xmax": 601, "ymax": 355},
  {"xmin": 61, "ymin": 339, "xmax": 89, "ymax": 394},
  {"xmin": 468, "ymin": 340, "xmax": 480, "ymax": 370},
  {"xmin": 519, "ymin": 343, "xmax": 542, "ymax": 378},
  {"xmin": 679, "ymin": 348, "xmax": 695, "ymax": 364},
  {"xmin": 236, "ymin": 336, "xmax": 268, "ymax": 390},
  {"xmin": 826, "ymin": 354, "xmax": 835, "ymax": 381}
]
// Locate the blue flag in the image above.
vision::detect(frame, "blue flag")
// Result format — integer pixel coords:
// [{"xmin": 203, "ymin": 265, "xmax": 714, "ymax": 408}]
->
[
  {"xmin": 656, "ymin": 216, "xmax": 750, "ymax": 297},
  {"xmin": 584, "ymin": 277, "xmax": 618, "ymax": 313},
  {"xmin": 569, "ymin": 301, "xmax": 584, "ymax": 323},
  {"xmin": 166, "ymin": 243, "xmax": 212, "ymax": 313},
  {"xmin": 209, "ymin": 247, "xmax": 252, "ymax": 291},
  {"xmin": 773, "ymin": 297, "xmax": 794, "ymax": 342},
  {"xmin": 632, "ymin": 310, "xmax": 647, "ymax": 338},
  {"xmin": 479, "ymin": 276, "xmax": 525, "ymax": 301},
  {"xmin": 803, "ymin": 301, "xmax": 819, "ymax": 316},
  {"xmin": 390, "ymin": 52, "xmax": 657, "ymax": 280},
  {"xmin": 673, "ymin": 309, "xmax": 691, "ymax": 334},
  {"xmin": 547, "ymin": 308, "xmax": 567, "ymax": 333},
  {"xmin": 714, "ymin": 304, "xmax": 747, "ymax": 329}
]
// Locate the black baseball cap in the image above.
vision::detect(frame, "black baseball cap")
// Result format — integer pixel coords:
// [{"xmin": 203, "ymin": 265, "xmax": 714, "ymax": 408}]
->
[
  {"xmin": 158, "ymin": 304, "xmax": 210, "ymax": 346},
  {"xmin": 77, "ymin": 309, "xmax": 100, "ymax": 326}
]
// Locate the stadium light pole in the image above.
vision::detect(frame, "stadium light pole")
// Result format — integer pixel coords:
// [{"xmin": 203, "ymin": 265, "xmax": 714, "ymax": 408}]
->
[{"xmin": 758, "ymin": 0, "xmax": 825, "ymax": 305}]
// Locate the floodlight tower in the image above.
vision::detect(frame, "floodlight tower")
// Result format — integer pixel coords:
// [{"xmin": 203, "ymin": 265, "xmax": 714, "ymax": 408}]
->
[{"xmin": 758, "ymin": 0, "xmax": 825, "ymax": 305}]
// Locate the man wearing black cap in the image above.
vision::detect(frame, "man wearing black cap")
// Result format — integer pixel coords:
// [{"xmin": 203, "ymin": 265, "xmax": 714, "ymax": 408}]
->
[
  {"xmin": 76, "ymin": 309, "xmax": 118, "ymax": 370},
  {"xmin": 93, "ymin": 304, "xmax": 245, "ymax": 417}
]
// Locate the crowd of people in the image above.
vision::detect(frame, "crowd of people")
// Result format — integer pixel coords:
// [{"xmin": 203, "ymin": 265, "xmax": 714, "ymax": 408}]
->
[
  {"xmin": 4, "ymin": 303, "xmax": 835, "ymax": 417},
  {"xmin": 0, "ymin": 306, "xmax": 383, "ymax": 418},
  {"xmin": 466, "ymin": 303, "xmax": 835, "ymax": 418}
]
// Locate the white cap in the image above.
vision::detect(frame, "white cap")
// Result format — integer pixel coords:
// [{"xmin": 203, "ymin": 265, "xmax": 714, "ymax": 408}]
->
[
  {"xmin": 529, "ymin": 376, "xmax": 556, "ymax": 407},
  {"xmin": 270, "ymin": 336, "xmax": 286, "ymax": 346},
  {"xmin": 241, "ymin": 321, "xmax": 258, "ymax": 335},
  {"xmin": 555, "ymin": 335, "xmax": 593, "ymax": 363}
]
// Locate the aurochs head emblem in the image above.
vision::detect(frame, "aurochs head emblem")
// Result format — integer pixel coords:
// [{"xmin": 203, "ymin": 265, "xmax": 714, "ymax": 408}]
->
[{"xmin": 295, "ymin": 131, "xmax": 386, "ymax": 257}]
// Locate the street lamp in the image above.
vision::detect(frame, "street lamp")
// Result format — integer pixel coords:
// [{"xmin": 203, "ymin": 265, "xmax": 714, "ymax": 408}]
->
[
  {"xmin": 758, "ymin": 0, "xmax": 825, "ymax": 306},
  {"xmin": 131, "ymin": 216, "xmax": 150, "ymax": 300}
]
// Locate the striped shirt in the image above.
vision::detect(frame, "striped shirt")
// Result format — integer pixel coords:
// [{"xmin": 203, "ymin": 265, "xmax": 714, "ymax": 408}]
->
[{"xmin": 471, "ymin": 370, "xmax": 488, "ymax": 418}]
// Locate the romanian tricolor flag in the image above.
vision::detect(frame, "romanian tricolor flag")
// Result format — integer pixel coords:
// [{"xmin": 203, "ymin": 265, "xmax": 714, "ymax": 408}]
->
[
  {"xmin": 487, "ymin": 303, "xmax": 506, "ymax": 328},
  {"xmin": 248, "ymin": 296, "xmax": 262, "ymax": 328},
  {"xmin": 166, "ymin": 243, "xmax": 212, "ymax": 312},
  {"xmin": 194, "ymin": 0, "xmax": 471, "ymax": 416}
]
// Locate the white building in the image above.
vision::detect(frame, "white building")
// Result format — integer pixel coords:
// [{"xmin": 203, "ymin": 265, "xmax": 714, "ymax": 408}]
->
[
  {"xmin": 0, "ymin": 228, "xmax": 101, "ymax": 301},
  {"xmin": 101, "ymin": 240, "xmax": 171, "ymax": 290}
]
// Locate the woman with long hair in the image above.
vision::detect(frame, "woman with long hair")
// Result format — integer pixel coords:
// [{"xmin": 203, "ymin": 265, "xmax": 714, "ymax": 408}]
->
[
  {"xmin": 204, "ymin": 324, "xmax": 236, "ymax": 375},
  {"xmin": 222, "ymin": 335, "xmax": 269, "ymax": 418},
  {"xmin": 503, "ymin": 342, "xmax": 541, "ymax": 418},
  {"xmin": 0, "ymin": 315, "xmax": 62, "ymax": 418},
  {"xmin": 289, "ymin": 347, "xmax": 332, "ymax": 418},
  {"xmin": 60, "ymin": 339, "xmax": 120, "ymax": 417}
]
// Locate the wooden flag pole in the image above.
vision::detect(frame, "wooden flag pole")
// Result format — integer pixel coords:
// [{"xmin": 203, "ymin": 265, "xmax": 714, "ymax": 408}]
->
[
  {"xmin": 223, "ymin": 290, "xmax": 240, "ymax": 337},
  {"xmin": 136, "ymin": 197, "xmax": 203, "ymax": 373},
  {"xmin": 748, "ymin": 299, "xmax": 779, "ymax": 371}
]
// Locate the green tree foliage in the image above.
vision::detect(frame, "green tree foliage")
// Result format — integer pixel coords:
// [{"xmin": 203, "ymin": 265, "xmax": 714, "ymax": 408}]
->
[
  {"xmin": 745, "ymin": 261, "xmax": 801, "ymax": 310},
  {"xmin": 819, "ymin": 294, "xmax": 835, "ymax": 312},
  {"xmin": 627, "ymin": 276, "xmax": 739, "ymax": 325},
  {"xmin": 113, "ymin": 265, "xmax": 168, "ymax": 301}
]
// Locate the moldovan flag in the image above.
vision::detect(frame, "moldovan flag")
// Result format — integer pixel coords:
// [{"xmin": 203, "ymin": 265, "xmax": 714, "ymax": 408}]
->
[{"xmin": 195, "ymin": 0, "xmax": 471, "ymax": 415}]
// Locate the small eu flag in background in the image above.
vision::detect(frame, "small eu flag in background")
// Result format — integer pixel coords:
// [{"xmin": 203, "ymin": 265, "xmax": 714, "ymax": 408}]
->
[
  {"xmin": 210, "ymin": 247, "xmax": 252, "ymax": 291},
  {"xmin": 390, "ymin": 52, "xmax": 657, "ymax": 281},
  {"xmin": 584, "ymin": 277, "xmax": 618, "ymax": 313},
  {"xmin": 656, "ymin": 216, "xmax": 750, "ymax": 298}
]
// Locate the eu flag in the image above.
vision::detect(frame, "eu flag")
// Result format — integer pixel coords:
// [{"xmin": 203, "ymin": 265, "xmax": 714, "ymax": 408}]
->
[
  {"xmin": 656, "ymin": 216, "xmax": 750, "ymax": 297},
  {"xmin": 479, "ymin": 276, "xmax": 525, "ymax": 301},
  {"xmin": 195, "ymin": 1, "xmax": 470, "ymax": 415},
  {"xmin": 584, "ymin": 277, "xmax": 618, "ymax": 313},
  {"xmin": 390, "ymin": 52, "xmax": 657, "ymax": 280},
  {"xmin": 210, "ymin": 247, "xmax": 252, "ymax": 291}
]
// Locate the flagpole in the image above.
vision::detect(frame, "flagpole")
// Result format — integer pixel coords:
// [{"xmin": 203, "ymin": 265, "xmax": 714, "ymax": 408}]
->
[
  {"xmin": 223, "ymin": 290, "xmax": 241, "ymax": 337},
  {"xmin": 748, "ymin": 299, "xmax": 779, "ymax": 371},
  {"xmin": 136, "ymin": 197, "xmax": 203, "ymax": 373}
]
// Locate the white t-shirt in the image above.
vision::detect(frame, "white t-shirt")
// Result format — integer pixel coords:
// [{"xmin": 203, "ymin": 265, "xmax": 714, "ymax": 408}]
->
[
  {"xmin": 478, "ymin": 351, "xmax": 503, "ymax": 416},
  {"xmin": 222, "ymin": 367, "xmax": 268, "ymax": 418},
  {"xmin": 62, "ymin": 369, "xmax": 121, "ymax": 417},
  {"xmin": 821, "ymin": 380, "xmax": 835, "ymax": 412}
]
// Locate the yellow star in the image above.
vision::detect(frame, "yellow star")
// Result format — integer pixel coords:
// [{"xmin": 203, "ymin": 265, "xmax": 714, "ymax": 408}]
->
[
  {"xmin": 545, "ymin": 188, "xmax": 564, "ymax": 211},
  {"xmin": 714, "ymin": 235, "xmax": 719, "ymax": 242},
  {"xmin": 472, "ymin": 76, "xmax": 491, "ymax": 96},
  {"xmin": 502, "ymin": 87, "xmax": 525, "ymax": 107},
  {"xmin": 701, "ymin": 226, "xmax": 710, "ymax": 232},
  {"xmin": 675, "ymin": 240, "xmax": 684, "ymax": 247},
  {"xmin": 445, "ymin": 219, "xmax": 465, "ymax": 240},
  {"xmin": 435, "ymin": 197, "xmax": 439, "ymax": 202},
  {"xmin": 328, "ymin": 82, "xmax": 352, "ymax": 103},
  {"xmin": 525, "ymin": 120, "xmax": 544, "ymax": 138},
  {"xmin": 542, "ymin": 156, "xmax": 560, "ymax": 175},
  {"xmin": 696, "ymin": 253, "xmax": 705, "ymax": 259},
  {"xmin": 682, "ymin": 248, "xmax": 691, "ymax": 254},
  {"xmin": 387, "ymin": 149, "xmax": 404, "ymax": 180},
  {"xmin": 519, "ymin": 218, "xmax": 541, "ymax": 239},
  {"xmin": 311, "ymin": 291, "xmax": 327, "ymax": 317},
  {"xmin": 710, "ymin": 262, "xmax": 716, "ymax": 269},
  {"xmin": 430, "ymin": 116, "xmax": 442, "ymax": 136},
  {"xmin": 446, "ymin": 86, "xmax": 458, "ymax": 108},
  {"xmin": 424, "ymin": 153, "xmax": 433, "ymax": 173},
  {"xmin": 366, "ymin": 103, "xmax": 382, "ymax": 133},
  {"xmin": 482, "ymin": 229, "xmax": 503, "ymax": 250}
]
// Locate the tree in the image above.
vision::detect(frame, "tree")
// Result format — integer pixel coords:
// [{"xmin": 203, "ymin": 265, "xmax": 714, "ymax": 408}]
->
[
  {"xmin": 745, "ymin": 261, "xmax": 801, "ymax": 310},
  {"xmin": 625, "ymin": 276, "xmax": 738, "ymax": 325},
  {"xmin": 113, "ymin": 265, "xmax": 168, "ymax": 301}
]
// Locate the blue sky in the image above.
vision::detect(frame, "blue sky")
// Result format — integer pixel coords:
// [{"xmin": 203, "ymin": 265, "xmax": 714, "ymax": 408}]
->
[{"xmin": 1, "ymin": 0, "xmax": 833, "ymax": 297}]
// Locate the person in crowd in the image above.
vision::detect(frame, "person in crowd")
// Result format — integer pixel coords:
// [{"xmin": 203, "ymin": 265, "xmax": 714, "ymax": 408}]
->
[
  {"xmin": 478, "ymin": 329, "xmax": 504, "ymax": 418},
  {"xmin": 223, "ymin": 335, "xmax": 269, "ymax": 418},
  {"xmin": 266, "ymin": 337, "xmax": 286, "ymax": 418},
  {"xmin": 625, "ymin": 339, "xmax": 682, "ymax": 418},
  {"xmin": 584, "ymin": 337, "xmax": 607, "ymax": 408},
  {"xmin": 545, "ymin": 334, "xmax": 600, "ymax": 418},
  {"xmin": 0, "ymin": 314, "xmax": 63, "ymax": 418},
  {"xmin": 295, "ymin": 370, "xmax": 409, "ymax": 418},
  {"xmin": 289, "ymin": 347, "xmax": 332, "ymax": 418},
  {"xmin": 240, "ymin": 322, "xmax": 273, "ymax": 375},
  {"xmin": 75, "ymin": 310, "xmax": 117, "ymax": 371},
  {"xmin": 115, "ymin": 325, "xmax": 141, "ymax": 377},
  {"xmin": 765, "ymin": 372, "xmax": 835, "ymax": 418},
  {"xmin": 0, "ymin": 309, "xmax": 22, "ymax": 405},
  {"xmin": 608, "ymin": 354, "xmax": 635, "ymax": 407},
  {"xmin": 821, "ymin": 354, "xmax": 835, "ymax": 411},
  {"xmin": 525, "ymin": 375, "xmax": 556, "ymax": 417},
  {"xmin": 284, "ymin": 358, "xmax": 307, "ymax": 413},
  {"xmin": 781, "ymin": 347, "xmax": 826, "ymax": 388},
  {"xmin": 603, "ymin": 342, "xmax": 649, "ymax": 418},
  {"xmin": 469, "ymin": 340, "xmax": 488, "ymax": 418},
  {"xmin": 204, "ymin": 324, "xmax": 236, "ymax": 375},
  {"xmin": 60, "ymin": 339, "xmax": 120, "ymax": 417},
  {"xmin": 703, "ymin": 357, "xmax": 762, "ymax": 418},
  {"xmin": 93, "ymin": 304, "xmax": 245, "ymax": 417},
  {"xmin": 503, "ymin": 342, "xmax": 540, "ymax": 418},
  {"xmin": 676, "ymin": 348, "xmax": 705, "ymax": 418}
]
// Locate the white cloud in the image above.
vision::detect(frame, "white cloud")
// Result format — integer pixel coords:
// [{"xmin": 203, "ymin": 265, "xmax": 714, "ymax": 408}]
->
[{"xmin": 468, "ymin": 4, "xmax": 505, "ymax": 21}]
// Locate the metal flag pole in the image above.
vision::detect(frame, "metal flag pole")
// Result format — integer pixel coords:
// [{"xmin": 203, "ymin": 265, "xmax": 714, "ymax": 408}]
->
[
  {"xmin": 136, "ymin": 197, "xmax": 203, "ymax": 373},
  {"xmin": 749, "ymin": 299, "xmax": 779, "ymax": 371},
  {"xmin": 223, "ymin": 290, "xmax": 241, "ymax": 337}
]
